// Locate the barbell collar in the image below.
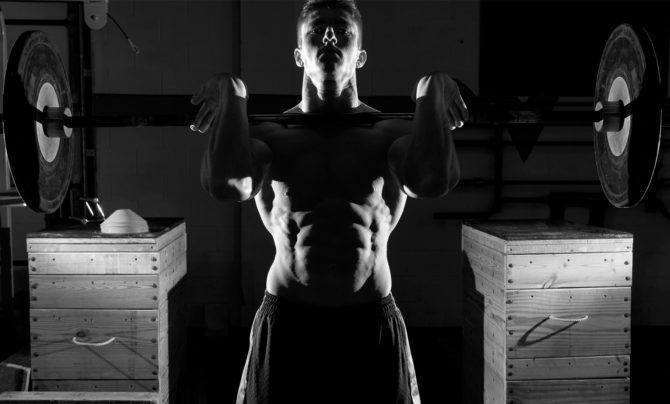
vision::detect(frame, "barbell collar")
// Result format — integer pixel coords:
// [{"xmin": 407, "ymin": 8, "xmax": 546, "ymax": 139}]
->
[
  {"xmin": 598, "ymin": 100, "xmax": 626, "ymax": 132},
  {"xmin": 40, "ymin": 106, "xmax": 69, "ymax": 138}
]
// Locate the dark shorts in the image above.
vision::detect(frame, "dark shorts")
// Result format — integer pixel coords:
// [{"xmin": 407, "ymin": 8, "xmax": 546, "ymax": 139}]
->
[{"xmin": 236, "ymin": 291, "xmax": 421, "ymax": 404}]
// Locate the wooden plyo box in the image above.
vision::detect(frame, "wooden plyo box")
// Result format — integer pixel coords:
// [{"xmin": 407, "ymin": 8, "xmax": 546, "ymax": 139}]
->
[
  {"xmin": 462, "ymin": 220, "xmax": 632, "ymax": 404},
  {"xmin": 26, "ymin": 219, "xmax": 187, "ymax": 404}
]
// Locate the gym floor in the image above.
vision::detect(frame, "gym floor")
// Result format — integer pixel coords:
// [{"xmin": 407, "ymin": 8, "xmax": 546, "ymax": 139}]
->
[
  {"xmin": 0, "ymin": 323, "xmax": 666, "ymax": 402},
  {"xmin": 180, "ymin": 325, "xmax": 668, "ymax": 403}
]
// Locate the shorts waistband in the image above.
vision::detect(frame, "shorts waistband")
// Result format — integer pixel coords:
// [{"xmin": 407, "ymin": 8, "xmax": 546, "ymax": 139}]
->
[{"xmin": 259, "ymin": 291, "xmax": 397, "ymax": 319}]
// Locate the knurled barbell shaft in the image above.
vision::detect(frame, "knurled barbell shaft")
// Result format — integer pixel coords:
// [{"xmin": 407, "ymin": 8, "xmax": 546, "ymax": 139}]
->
[{"xmin": 35, "ymin": 98, "xmax": 668, "ymax": 135}]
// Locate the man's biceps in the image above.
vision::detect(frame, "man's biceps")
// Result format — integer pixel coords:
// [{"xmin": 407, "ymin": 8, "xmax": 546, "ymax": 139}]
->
[
  {"xmin": 249, "ymin": 141, "xmax": 272, "ymax": 194},
  {"xmin": 388, "ymin": 135, "xmax": 411, "ymax": 156},
  {"xmin": 387, "ymin": 135, "xmax": 410, "ymax": 168},
  {"xmin": 251, "ymin": 138, "xmax": 273, "ymax": 164}
]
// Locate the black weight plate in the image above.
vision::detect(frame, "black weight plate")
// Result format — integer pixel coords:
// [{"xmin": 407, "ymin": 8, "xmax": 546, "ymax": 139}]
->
[
  {"xmin": 0, "ymin": 7, "xmax": 7, "ymax": 118},
  {"xmin": 594, "ymin": 24, "xmax": 662, "ymax": 208},
  {"xmin": 3, "ymin": 31, "xmax": 74, "ymax": 213}
]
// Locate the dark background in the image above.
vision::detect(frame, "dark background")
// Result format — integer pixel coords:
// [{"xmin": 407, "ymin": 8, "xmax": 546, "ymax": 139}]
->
[{"xmin": 0, "ymin": 1, "xmax": 669, "ymax": 402}]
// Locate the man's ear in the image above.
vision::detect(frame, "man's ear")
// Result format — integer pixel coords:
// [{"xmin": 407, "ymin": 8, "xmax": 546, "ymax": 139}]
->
[
  {"xmin": 294, "ymin": 48, "xmax": 304, "ymax": 68},
  {"xmin": 356, "ymin": 50, "xmax": 367, "ymax": 68}
]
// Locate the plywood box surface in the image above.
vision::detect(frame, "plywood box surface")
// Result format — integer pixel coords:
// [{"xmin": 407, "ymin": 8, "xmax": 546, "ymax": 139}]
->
[
  {"xmin": 27, "ymin": 219, "xmax": 187, "ymax": 404},
  {"xmin": 462, "ymin": 220, "xmax": 632, "ymax": 404},
  {"xmin": 463, "ymin": 220, "xmax": 632, "ymax": 255}
]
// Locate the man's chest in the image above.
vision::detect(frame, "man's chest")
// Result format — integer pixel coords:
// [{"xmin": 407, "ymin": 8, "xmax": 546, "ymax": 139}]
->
[{"xmin": 261, "ymin": 126, "xmax": 399, "ymax": 197}]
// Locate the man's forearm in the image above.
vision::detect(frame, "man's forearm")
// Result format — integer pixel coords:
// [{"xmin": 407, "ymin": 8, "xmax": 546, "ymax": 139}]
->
[
  {"xmin": 403, "ymin": 95, "xmax": 460, "ymax": 197},
  {"xmin": 201, "ymin": 96, "xmax": 257, "ymax": 201}
]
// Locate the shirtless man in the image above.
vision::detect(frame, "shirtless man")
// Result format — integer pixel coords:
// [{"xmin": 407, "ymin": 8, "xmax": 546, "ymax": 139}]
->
[{"xmin": 190, "ymin": 0, "xmax": 466, "ymax": 402}]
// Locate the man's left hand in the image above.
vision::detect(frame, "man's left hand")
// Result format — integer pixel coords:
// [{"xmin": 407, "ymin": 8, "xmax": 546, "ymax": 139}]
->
[{"xmin": 413, "ymin": 72, "xmax": 469, "ymax": 130}]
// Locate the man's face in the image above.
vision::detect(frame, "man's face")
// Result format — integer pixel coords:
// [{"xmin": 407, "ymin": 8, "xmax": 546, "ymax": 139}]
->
[{"xmin": 295, "ymin": 8, "xmax": 365, "ymax": 84}]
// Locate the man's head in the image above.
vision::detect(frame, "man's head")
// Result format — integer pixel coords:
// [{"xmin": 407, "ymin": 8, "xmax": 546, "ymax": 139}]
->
[
  {"xmin": 294, "ymin": 0, "xmax": 367, "ymax": 88},
  {"xmin": 296, "ymin": 0, "xmax": 363, "ymax": 48}
]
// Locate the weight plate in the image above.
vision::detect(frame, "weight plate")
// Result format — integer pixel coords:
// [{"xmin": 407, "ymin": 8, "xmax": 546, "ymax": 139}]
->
[
  {"xmin": 594, "ymin": 24, "xmax": 662, "ymax": 208},
  {"xmin": 0, "ymin": 7, "xmax": 8, "ymax": 119},
  {"xmin": 3, "ymin": 31, "xmax": 74, "ymax": 213}
]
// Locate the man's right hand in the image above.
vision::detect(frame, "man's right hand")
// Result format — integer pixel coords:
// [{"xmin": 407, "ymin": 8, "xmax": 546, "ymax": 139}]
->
[{"xmin": 190, "ymin": 73, "xmax": 248, "ymax": 133}]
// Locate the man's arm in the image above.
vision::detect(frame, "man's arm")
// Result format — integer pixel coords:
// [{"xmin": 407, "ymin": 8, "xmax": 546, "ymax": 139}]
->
[
  {"xmin": 388, "ymin": 72, "xmax": 464, "ymax": 198},
  {"xmin": 192, "ymin": 74, "xmax": 272, "ymax": 202}
]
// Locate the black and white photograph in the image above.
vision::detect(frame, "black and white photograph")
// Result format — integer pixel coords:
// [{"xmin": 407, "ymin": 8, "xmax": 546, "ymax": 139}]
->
[{"xmin": 0, "ymin": 0, "xmax": 668, "ymax": 402}]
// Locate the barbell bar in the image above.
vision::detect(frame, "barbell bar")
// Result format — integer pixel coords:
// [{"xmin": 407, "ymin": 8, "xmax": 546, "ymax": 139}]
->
[
  {"xmin": 1, "ymin": 24, "xmax": 664, "ymax": 213},
  {"xmin": 22, "ymin": 92, "xmax": 666, "ymax": 134}
]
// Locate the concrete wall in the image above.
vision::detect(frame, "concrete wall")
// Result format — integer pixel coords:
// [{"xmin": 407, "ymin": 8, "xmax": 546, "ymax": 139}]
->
[
  {"xmin": 2, "ymin": 0, "xmax": 669, "ymax": 330},
  {"xmin": 92, "ymin": 0, "xmax": 240, "ymax": 330}
]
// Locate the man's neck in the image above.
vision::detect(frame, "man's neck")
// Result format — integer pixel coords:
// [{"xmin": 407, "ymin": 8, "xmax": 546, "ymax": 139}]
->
[{"xmin": 300, "ymin": 74, "xmax": 360, "ymax": 114}]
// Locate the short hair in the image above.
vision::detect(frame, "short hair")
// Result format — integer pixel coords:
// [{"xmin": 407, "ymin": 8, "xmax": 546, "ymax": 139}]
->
[{"xmin": 296, "ymin": 0, "xmax": 363, "ymax": 47}]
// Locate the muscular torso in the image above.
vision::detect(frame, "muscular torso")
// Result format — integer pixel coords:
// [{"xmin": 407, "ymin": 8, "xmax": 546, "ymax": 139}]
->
[{"xmin": 252, "ymin": 118, "xmax": 411, "ymax": 307}]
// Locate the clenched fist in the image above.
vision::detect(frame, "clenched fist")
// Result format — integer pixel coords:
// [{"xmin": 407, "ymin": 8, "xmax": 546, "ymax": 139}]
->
[{"xmin": 190, "ymin": 73, "xmax": 248, "ymax": 133}]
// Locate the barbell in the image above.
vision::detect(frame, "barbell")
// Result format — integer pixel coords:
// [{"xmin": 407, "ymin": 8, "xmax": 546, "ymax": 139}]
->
[{"xmin": 0, "ymin": 24, "xmax": 664, "ymax": 213}]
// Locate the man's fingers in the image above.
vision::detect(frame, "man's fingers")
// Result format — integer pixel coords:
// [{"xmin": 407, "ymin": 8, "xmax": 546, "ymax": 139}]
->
[
  {"xmin": 189, "ymin": 103, "xmax": 209, "ymax": 132},
  {"xmin": 197, "ymin": 110, "xmax": 215, "ymax": 133},
  {"xmin": 191, "ymin": 86, "xmax": 205, "ymax": 105},
  {"xmin": 447, "ymin": 109, "xmax": 458, "ymax": 131},
  {"xmin": 452, "ymin": 105, "xmax": 466, "ymax": 127},
  {"xmin": 458, "ymin": 94, "xmax": 469, "ymax": 121},
  {"xmin": 449, "ymin": 91, "xmax": 468, "ymax": 123},
  {"xmin": 447, "ymin": 108, "xmax": 465, "ymax": 129}
]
